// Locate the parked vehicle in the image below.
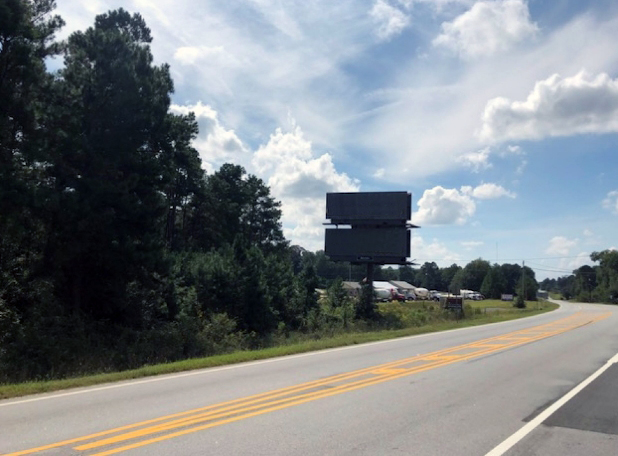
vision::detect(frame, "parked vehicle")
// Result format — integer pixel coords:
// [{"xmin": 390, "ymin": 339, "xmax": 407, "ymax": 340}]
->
[
  {"xmin": 413, "ymin": 287, "xmax": 429, "ymax": 299},
  {"xmin": 374, "ymin": 288, "xmax": 391, "ymax": 302},
  {"xmin": 404, "ymin": 291, "xmax": 416, "ymax": 301},
  {"xmin": 390, "ymin": 289, "xmax": 406, "ymax": 302}
]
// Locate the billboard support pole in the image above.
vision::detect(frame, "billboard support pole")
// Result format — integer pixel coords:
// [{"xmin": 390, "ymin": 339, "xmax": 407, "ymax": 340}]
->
[{"xmin": 366, "ymin": 263, "xmax": 374, "ymax": 290}]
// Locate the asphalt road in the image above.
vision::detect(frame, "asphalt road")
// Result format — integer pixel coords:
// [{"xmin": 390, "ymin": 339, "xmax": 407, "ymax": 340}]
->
[{"xmin": 2, "ymin": 300, "xmax": 617, "ymax": 455}]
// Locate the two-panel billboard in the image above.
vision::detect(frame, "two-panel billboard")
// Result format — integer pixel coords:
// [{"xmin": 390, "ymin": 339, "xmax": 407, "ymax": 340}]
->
[{"xmin": 324, "ymin": 192, "xmax": 414, "ymax": 265}]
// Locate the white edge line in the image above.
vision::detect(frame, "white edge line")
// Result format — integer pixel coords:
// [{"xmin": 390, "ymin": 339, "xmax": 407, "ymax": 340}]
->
[
  {"xmin": 485, "ymin": 351, "xmax": 618, "ymax": 456},
  {"xmin": 0, "ymin": 301, "xmax": 565, "ymax": 408}
]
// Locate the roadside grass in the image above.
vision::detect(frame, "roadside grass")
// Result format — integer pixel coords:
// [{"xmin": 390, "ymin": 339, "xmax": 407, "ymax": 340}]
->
[
  {"xmin": 391, "ymin": 299, "xmax": 549, "ymax": 310},
  {"xmin": 467, "ymin": 299, "xmax": 549, "ymax": 310},
  {"xmin": 0, "ymin": 302, "xmax": 558, "ymax": 400}
]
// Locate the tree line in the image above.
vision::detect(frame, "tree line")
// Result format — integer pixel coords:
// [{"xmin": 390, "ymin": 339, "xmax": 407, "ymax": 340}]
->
[
  {"xmin": 539, "ymin": 250, "xmax": 618, "ymax": 303},
  {"xmin": 1, "ymin": 2, "xmax": 325, "ymax": 382},
  {"xmin": 309, "ymin": 253, "xmax": 539, "ymax": 301}
]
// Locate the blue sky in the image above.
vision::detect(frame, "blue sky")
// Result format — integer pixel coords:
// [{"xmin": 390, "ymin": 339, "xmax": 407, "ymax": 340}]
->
[{"xmin": 54, "ymin": 0, "xmax": 618, "ymax": 279}]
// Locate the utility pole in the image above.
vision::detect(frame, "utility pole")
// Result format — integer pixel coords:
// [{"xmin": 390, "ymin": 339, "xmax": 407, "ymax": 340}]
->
[{"xmin": 522, "ymin": 260, "xmax": 526, "ymax": 305}]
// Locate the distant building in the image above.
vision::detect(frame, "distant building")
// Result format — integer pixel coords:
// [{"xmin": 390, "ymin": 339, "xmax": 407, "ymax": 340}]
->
[{"xmin": 373, "ymin": 281, "xmax": 397, "ymax": 291}]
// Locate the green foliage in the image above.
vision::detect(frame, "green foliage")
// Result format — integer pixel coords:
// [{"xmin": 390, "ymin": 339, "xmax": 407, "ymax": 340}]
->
[
  {"xmin": 441, "ymin": 264, "xmax": 461, "ymax": 291},
  {"xmin": 324, "ymin": 278, "xmax": 355, "ymax": 328},
  {"xmin": 539, "ymin": 251, "xmax": 618, "ymax": 304},
  {"xmin": 500, "ymin": 263, "xmax": 522, "ymax": 295},
  {"xmin": 399, "ymin": 265, "xmax": 416, "ymax": 284},
  {"xmin": 449, "ymin": 269, "xmax": 464, "ymax": 294},
  {"xmin": 356, "ymin": 284, "xmax": 377, "ymax": 321},
  {"xmin": 416, "ymin": 262, "xmax": 443, "ymax": 290},
  {"xmin": 480, "ymin": 264, "xmax": 506, "ymax": 299},
  {"xmin": 514, "ymin": 294, "xmax": 526, "ymax": 308},
  {"xmin": 462, "ymin": 258, "xmax": 491, "ymax": 291}
]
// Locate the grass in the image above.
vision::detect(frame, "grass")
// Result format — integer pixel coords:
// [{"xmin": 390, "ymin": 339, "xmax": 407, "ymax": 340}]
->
[{"xmin": 0, "ymin": 302, "xmax": 558, "ymax": 400}]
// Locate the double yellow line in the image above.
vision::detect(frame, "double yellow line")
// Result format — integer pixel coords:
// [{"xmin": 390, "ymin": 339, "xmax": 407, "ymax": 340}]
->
[{"xmin": 5, "ymin": 311, "xmax": 610, "ymax": 455}]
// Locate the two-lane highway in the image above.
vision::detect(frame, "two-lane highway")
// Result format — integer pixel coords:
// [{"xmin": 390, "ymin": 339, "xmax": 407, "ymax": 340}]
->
[{"xmin": 2, "ymin": 300, "xmax": 617, "ymax": 455}]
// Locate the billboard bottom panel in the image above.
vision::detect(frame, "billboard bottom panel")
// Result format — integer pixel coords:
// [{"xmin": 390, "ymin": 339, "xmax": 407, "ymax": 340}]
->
[{"xmin": 325, "ymin": 227, "xmax": 410, "ymax": 264}]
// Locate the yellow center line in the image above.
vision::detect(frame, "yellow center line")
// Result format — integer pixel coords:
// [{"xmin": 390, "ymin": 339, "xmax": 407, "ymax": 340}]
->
[
  {"xmin": 5, "ymin": 311, "xmax": 610, "ymax": 456},
  {"xmin": 12, "ymin": 324, "xmax": 565, "ymax": 456},
  {"xmin": 89, "ymin": 313, "xmax": 611, "ymax": 456}
]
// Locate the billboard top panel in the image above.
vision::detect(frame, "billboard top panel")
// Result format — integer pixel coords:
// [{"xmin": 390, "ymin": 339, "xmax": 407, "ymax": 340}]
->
[{"xmin": 326, "ymin": 192, "xmax": 411, "ymax": 224}]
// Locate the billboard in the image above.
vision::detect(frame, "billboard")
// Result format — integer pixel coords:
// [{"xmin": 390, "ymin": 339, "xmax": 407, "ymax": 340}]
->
[
  {"xmin": 325, "ymin": 227, "xmax": 410, "ymax": 264},
  {"xmin": 326, "ymin": 192, "xmax": 411, "ymax": 225}
]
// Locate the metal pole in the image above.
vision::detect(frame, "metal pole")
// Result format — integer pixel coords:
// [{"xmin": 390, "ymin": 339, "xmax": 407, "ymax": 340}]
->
[
  {"xmin": 367, "ymin": 263, "xmax": 374, "ymax": 290},
  {"xmin": 522, "ymin": 260, "xmax": 526, "ymax": 305},
  {"xmin": 362, "ymin": 263, "xmax": 375, "ymax": 319}
]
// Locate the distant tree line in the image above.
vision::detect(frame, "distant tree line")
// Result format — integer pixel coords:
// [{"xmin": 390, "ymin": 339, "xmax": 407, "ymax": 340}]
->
[
  {"xmin": 309, "ymin": 254, "xmax": 539, "ymax": 301},
  {"xmin": 539, "ymin": 250, "xmax": 618, "ymax": 303}
]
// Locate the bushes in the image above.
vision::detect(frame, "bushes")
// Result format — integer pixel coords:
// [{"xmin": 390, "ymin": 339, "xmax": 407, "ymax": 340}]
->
[
  {"xmin": 514, "ymin": 295, "xmax": 526, "ymax": 308},
  {"xmin": 378, "ymin": 301, "xmax": 456, "ymax": 329}
]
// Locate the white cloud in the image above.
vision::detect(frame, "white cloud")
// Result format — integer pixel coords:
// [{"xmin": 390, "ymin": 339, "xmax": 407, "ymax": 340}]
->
[
  {"xmin": 53, "ymin": 0, "xmax": 618, "ymax": 187},
  {"xmin": 515, "ymin": 159, "xmax": 527, "ymax": 175},
  {"xmin": 602, "ymin": 190, "xmax": 618, "ymax": 215},
  {"xmin": 506, "ymin": 144, "xmax": 524, "ymax": 155},
  {"xmin": 360, "ymin": 13, "xmax": 618, "ymax": 183},
  {"xmin": 461, "ymin": 240, "xmax": 484, "ymax": 250},
  {"xmin": 410, "ymin": 234, "xmax": 461, "ymax": 265},
  {"xmin": 459, "ymin": 147, "xmax": 492, "ymax": 172},
  {"xmin": 373, "ymin": 168, "xmax": 386, "ymax": 178},
  {"xmin": 370, "ymin": 0, "xmax": 411, "ymax": 41},
  {"xmin": 468, "ymin": 182, "xmax": 516, "ymax": 199},
  {"xmin": 581, "ymin": 228, "xmax": 602, "ymax": 247},
  {"xmin": 433, "ymin": 0, "xmax": 538, "ymax": 59},
  {"xmin": 170, "ymin": 102, "xmax": 250, "ymax": 171},
  {"xmin": 559, "ymin": 252, "xmax": 590, "ymax": 272},
  {"xmin": 415, "ymin": 183, "xmax": 516, "ymax": 225},
  {"xmin": 480, "ymin": 71, "xmax": 618, "ymax": 142},
  {"xmin": 545, "ymin": 236, "xmax": 578, "ymax": 256},
  {"xmin": 415, "ymin": 186, "xmax": 476, "ymax": 225},
  {"xmin": 253, "ymin": 126, "xmax": 359, "ymax": 250},
  {"xmin": 173, "ymin": 46, "xmax": 227, "ymax": 65}
]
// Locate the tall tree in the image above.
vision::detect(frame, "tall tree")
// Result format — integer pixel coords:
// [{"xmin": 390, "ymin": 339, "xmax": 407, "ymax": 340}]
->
[
  {"xmin": 518, "ymin": 266, "xmax": 539, "ymax": 301},
  {"xmin": 417, "ymin": 262, "xmax": 443, "ymax": 290},
  {"xmin": 44, "ymin": 8, "xmax": 174, "ymax": 324},
  {"xmin": 0, "ymin": 0, "xmax": 63, "ymax": 327},
  {"xmin": 462, "ymin": 258, "xmax": 491, "ymax": 291},
  {"xmin": 159, "ymin": 112, "xmax": 204, "ymax": 251},
  {"xmin": 0, "ymin": 0, "xmax": 64, "ymax": 213},
  {"xmin": 201, "ymin": 164, "xmax": 286, "ymax": 253},
  {"xmin": 399, "ymin": 265, "xmax": 416, "ymax": 284},
  {"xmin": 481, "ymin": 264, "xmax": 506, "ymax": 299},
  {"xmin": 591, "ymin": 250, "xmax": 618, "ymax": 302},
  {"xmin": 449, "ymin": 269, "xmax": 464, "ymax": 294},
  {"xmin": 441, "ymin": 264, "xmax": 461, "ymax": 292},
  {"xmin": 573, "ymin": 265, "xmax": 597, "ymax": 302},
  {"xmin": 500, "ymin": 263, "xmax": 522, "ymax": 295}
]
